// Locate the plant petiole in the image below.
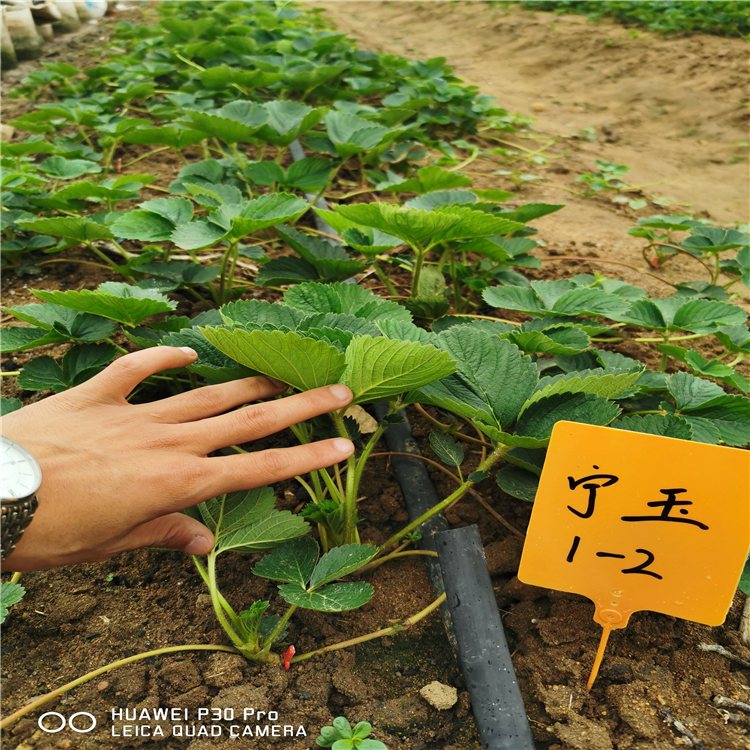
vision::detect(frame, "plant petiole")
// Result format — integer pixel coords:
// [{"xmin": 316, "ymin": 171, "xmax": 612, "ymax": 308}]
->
[
  {"xmin": 379, "ymin": 443, "xmax": 510, "ymax": 553},
  {"xmin": 290, "ymin": 593, "xmax": 446, "ymax": 665}
]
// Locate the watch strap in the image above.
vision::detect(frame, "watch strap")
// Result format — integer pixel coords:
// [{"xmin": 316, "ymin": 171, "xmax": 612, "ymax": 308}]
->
[{"xmin": 1, "ymin": 495, "xmax": 38, "ymax": 561}]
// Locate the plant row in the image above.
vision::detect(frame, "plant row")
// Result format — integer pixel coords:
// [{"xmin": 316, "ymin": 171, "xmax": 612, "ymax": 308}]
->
[{"xmin": 1, "ymin": 0, "xmax": 749, "ymax": 669}]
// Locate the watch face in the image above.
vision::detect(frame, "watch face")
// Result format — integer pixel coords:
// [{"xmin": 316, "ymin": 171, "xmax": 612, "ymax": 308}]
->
[{"xmin": 1, "ymin": 436, "xmax": 42, "ymax": 501}]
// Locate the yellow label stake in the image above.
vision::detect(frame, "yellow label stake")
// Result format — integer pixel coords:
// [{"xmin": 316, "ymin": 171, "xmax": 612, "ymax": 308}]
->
[{"xmin": 519, "ymin": 422, "xmax": 750, "ymax": 632}]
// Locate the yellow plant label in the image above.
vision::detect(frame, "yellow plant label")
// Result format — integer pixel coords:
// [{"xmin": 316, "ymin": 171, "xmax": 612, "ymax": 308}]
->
[{"xmin": 518, "ymin": 421, "xmax": 750, "ymax": 629}]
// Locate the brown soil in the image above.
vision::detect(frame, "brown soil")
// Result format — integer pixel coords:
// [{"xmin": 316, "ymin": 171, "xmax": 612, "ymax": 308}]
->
[
  {"xmin": 3, "ymin": 4, "xmax": 750, "ymax": 750},
  {"xmin": 322, "ymin": 1, "xmax": 750, "ymax": 305}
]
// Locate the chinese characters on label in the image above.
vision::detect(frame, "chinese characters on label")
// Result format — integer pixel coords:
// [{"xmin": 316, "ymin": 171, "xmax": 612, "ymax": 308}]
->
[
  {"xmin": 564, "ymin": 471, "xmax": 709, "ymax": 581},
  {"xmin": 518, "ymin": 422, "xmax": 749, "ymax": 629}
]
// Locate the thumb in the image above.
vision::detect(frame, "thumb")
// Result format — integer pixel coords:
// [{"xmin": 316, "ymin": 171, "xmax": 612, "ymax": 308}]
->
[{"xmin": 117, "ymin": 513, "xmax": 215, "ymax": 556}]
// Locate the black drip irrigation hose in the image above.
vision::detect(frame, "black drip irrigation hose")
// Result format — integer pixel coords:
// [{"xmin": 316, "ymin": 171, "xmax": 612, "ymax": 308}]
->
[
  {"xmin": 371, "ymin": 403, "xmax": 456, "ymax": 649},
  {"xmin": 438, "ymin": 525, "xmax": 535, "ymax": 750},
  {"xmin": 288, "ymin": 140, "xmax": 533, "ymax": 749}
]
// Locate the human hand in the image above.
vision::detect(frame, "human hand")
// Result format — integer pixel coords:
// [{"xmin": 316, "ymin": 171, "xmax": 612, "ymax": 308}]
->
[{"xmin": 1, "ymin": 346, "xmax": 354, "ymax": 572}]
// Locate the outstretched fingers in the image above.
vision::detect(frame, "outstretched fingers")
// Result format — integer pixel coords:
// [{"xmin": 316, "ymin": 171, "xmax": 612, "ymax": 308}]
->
[
  {"xmin": 203, "ymin": 438, "xmax": 355, "ymax": 497},
  {"xmin": 180, "ymin": 383, "xmax": 353, "ymax": 454},
  {"xmin": 144, "ymin": 376, "xmax": 288, "ymax": 423}
]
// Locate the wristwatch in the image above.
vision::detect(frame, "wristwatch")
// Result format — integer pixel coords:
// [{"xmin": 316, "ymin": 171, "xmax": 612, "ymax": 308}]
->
[{"xmin": 1, "ymin": 436, "xmax": 42, "ymax": 561}]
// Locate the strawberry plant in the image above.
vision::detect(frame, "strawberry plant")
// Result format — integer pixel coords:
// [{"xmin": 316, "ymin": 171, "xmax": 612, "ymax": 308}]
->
[
  {"xmin": 629, "ymin": 215, "xmax": 750, "ymax": 290},
  {"xmin": 316, "ymin": 717, "xmax": 387, "ymax": 750}
]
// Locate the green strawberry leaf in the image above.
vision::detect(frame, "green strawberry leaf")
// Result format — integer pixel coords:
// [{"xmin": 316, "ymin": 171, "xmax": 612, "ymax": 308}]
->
[
  {"xmin": 429, "ymin": 430, "xmax": 464, "ymax": 467},
  {"xmin": 17, "ymin": 216, "xmax": 114, "ymax": 242},
  {"xmin": 277, "ymin": 581, "xmax": 374, "ymax": 612},
  {"xmin": 0, "ymin": 581, "xmax": 26, "ymax": 623},
  {"xmin": 515, "ymin": 393, "xmax": 621, "ymax": 439},
  {"xmin": 614, "ymin": 414, "xmax": 693, "ymax": 440},
  {"xmin": 342, "ymin": 335, "xmax": 455, "ymax": 405},
  {"xmin": 309, "ymin": 544, "xmax": 379, "ymax": 589},
  {"xmin": 200, "ymin": 328, "xmax": 346, "ymax": 391},
  {"xmin": 32, "ymin": 283, "xmax": 176, "ymax": 327},
  {"xmin": 253, "ymin": 537, "xmax": 319, "ymax": 587},
  {"xmin": 496, "ymin": 466, "xmax": 539, "ymax": 502},
  {"xmin": 194, "ymin": 486, "xmax": 309, "ymax": 554}
]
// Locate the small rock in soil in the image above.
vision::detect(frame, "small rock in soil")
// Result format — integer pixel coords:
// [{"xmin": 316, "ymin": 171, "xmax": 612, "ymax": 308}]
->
[
  {"xmin": 10, "ymin": 718, "xmax": 36, "ymax": 740},
  {"xmin": 600, "ymin": 659, "xmax": 635, "ymax": 684},
  {"xmin": 195, "ymin": 593, "xmax": 213, "ymax": 609},
  {"xmin": 420, "ymin": 680, "xmax": 458, "ymax": 710},
  {"xmin": 484, "ymin": 536, "xmax": 524, "ymax": 576},
  {"xmin": 97, "ymin": 680, "xmax": 109, "ymax": 691},
  {"xmin": 157, "ymin": 660, "xmax": 202, "ymax": 693}
]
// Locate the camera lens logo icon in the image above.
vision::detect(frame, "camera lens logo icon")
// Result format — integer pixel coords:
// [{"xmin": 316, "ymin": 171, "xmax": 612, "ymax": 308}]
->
[{"xmin": 38, "ymin": 712, "xmax": 97, "ymax": 733}]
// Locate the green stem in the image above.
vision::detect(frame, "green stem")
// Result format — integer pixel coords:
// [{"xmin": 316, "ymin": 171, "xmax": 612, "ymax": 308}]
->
[
  {"xmin": 218, "ymin": 239, "xmax": 239, "ymax": 304},
  {"xmin": 291, "ymin": 592, "xmax": 446, "ymax": 665},
  {"xmin": 122, "ymin": 146, "xmax": 171, "ymax": 168},
  {"xmin": 103, "ymin": 338, "xmax": 128, "ymax": 355},
  {"xmin": 295, "ymin": 162, "xmax": 345, "ymax": 225},
  {"xmin": 713, "ymin": 253, "xmax": 722, "ymax": 285},
  {"xmin": 0, "ymin": 644, "xmax": 240, "ymax": 730},
  {"xmin": 635, "ymin": 332, "xmax": 706, "ymax": 343},
  {"xmin": 102, "ymin": 139, "xmax": 121, "ymax": 175},
  {"xmin": 175, "ymin": 52, "xmax": 206, "ymax": 72},
  {"xmin": 83, "ymin": 242, "xmax": 120, "ymax": 272},
  {"xmin": 723, "ymin": 277, "xmax": 741, "ymax": 291},
  {"xmin": 332, "ymin": 411, "xmax": 359, "ymax": 544},
  {"xmin": 374, "ymin": 263, "xmax": 398, "ymax": 296},
  {"xmin": 257, "ymin": 604, "xmax": 297, "ymax": 657},
  {"xmin": 450, "ymin": 250, "xmax": 463, "ymax": 314},
  {"xmin": 647, "ymin": 242, "xmax": 714, "ymax": 281},
  {"xmin": 379, "ymin": 443, "xmax": 509, "ymax": 553},
  {"xmin": 659, "ymin": 341, "xmax": 669, "ymax": 372},
  {"xmin": 77, "ymin": 125, "xmax": 94, "ymax": 150},
  {"xmin": 229, "ymin": 142, "xmax": 253, "ymax": 196},
  {"xmin": 180, "ymin": 283, "xmax": 212, "ymax": 307},
  {"xmin": 362, "ymin": 549, "xmax": 438, "ymax": 573},
  {"xmin": 192, "ymin": 556, "xmax": 241, "ymax": 632},
  {"xmin": 224, "ymin": 242, "xmax": 242, "ymax": 303},
  {"xmin": 206, "ymin": 550, "xmax": 245, "ymax": 650},
  {"xmin": 10, "ymin": 572, "xmax": 21, "ymax": 584},
  {"xmin": 318, "ymin": 462, "xmax": 344, "ymax": 504},
  {"xmin": 728, "ymin": 354, "xmax": 746, "ymax": 367},
  {"xmin": 0, "ymin": 372, "xmax": 21, "ymax": 377},
  {"xmin": 410, "ymin": 244, "xmax": 429, "ymax": 298},
  {"xmin": 351, "ymin": 402, "xmax": 400, "ymax": 494},
  {"xmin": 108, "ymin": 239, "xmax": 133, "ymax": 263}
]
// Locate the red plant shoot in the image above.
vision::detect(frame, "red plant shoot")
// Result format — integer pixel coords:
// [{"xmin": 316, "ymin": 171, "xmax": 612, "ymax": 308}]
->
[{"xmin": 282, "ymin": 645, "xmax": 295, "ymax": 670}]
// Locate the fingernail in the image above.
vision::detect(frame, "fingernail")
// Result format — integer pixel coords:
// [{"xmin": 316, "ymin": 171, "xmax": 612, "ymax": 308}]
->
[
  {"xmin": 185, "ymin": 535, "xmax": 209, "ymax": 554},
  {"xmin": 329, "ymin": 384, "xmax": 352, "ymax": 401},
  {"xmin": 333, "ymin": 438, "xmax": 354, "ymax": 455},
  {"xmin": 179, "ymin": 347, "xmax": 197, "ymax": 358}
]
